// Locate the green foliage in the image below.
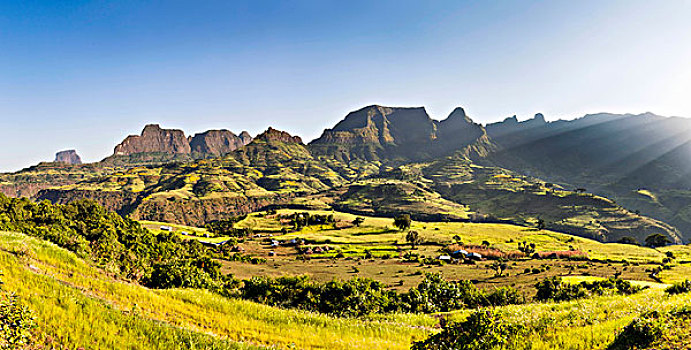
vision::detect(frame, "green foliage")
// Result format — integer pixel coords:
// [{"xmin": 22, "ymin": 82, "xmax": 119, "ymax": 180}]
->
[
  {"xmin": 205, "ymin": 215, "xmax": 250, "ymax": 237},
  {"xmin": 0, "ymin": 273, "xmax": 36, "ymax": 349},
  {"xmin": 239, "ymin": 275, "xmax": 400, "ymax": 317},
  {"xmin": 394, "ymin": 214, "xmax": 412, "ymax": 231},
  {"xmin": 404, "ymin": 273, "xmax": 523, "ymax": 313},
  {"xmin": 665, "ymin": 280, "xmax": 691, "ymax": 295},
  {"xmin": 239, "ymin": 273, "xmax": 523, "ymax": 317},
  {"xmin": 518, "ymin": 241, "xmax": 536, "ymax": 254},
  {"xmin": 645, "ymin": 233, "xmax": 671, "ymax": 248},
  {"xmin": 617, "ymin": 236, "xmax": 639, "ymax": 245},
  {"xmin": 282, "ymin": 212, "xmax": 335, "ymax": 230},
  {"xmin": 406, "ymin": 230, "xmax": 421, "ymax": 249},
  {"xmin": 352, "ymin": 217, "xmax": 365, "ymax": 227},
  {"xmin": 411, "ymin": 310, "xmax": 525, "ymax": 350},
  {"xmin": 535, "ymin": 277, "xmax": 642, "ymax": 302},
  {"xmin": 0, "ymin": 194, "xmax": 223, "ymax": 290},
  {"xmin": 607, "ymin": 311, "xmax": 664, "ymax": 350}
]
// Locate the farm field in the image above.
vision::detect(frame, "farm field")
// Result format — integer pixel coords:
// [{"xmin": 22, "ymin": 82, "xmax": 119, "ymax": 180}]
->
[{"xmin": 2, "ymin": 227, "xmax": 691, "ymax": 349}]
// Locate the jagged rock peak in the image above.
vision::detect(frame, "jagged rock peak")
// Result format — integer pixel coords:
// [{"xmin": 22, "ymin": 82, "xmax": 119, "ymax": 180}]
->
[
  {"xmin": 255, "ymin": 127, "xmax": 303, "ymax": 144},
  {"xmin": 114, "ymin": 124, "xmax": 191, "ymax": 156},
  {"xmin": 533, "ymin": 113, "xmax": 546, "ymax": 123},
  {"xmin": 54, "ymin": 150, "xmax": 82, "ymax": 165},
  {"xmin": 239, "ymin": 131, "xmax": 253, "ymax": 145}
]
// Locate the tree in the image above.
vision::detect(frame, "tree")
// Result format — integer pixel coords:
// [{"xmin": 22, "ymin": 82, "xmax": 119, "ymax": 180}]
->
[
  {"xmin": 489, "ymin": 259, "xmax": 508, "ymax": 277},
  {"xmin": 393, "ymin": 214, "xmax": 412, "ymax": 231},
  {"xmin": 452, "ymin": 235, "xmax": 462, "ymax": 245},
  {"xmin": 352, "ymin": 217, "xmax": 364, "ymax": 227},
  {"xmin": 645, "ymin": 234, "xmax": 671, "ymax": 248},
  {"xmin": 481, "ymin": 240, "xmax": 491, "ymax": 248},
  {"xmin": 406, "ymin": 230, "xmax": 421, "ymax": 249},
  {"xmin": 536, "ymin": 218, "xmax": 546, "ymax": 230},
  {"xmin": 618, "ymin": 236, "xmax": 639, "ymax": 246},
  {"xmin": 518, "ymin": 241, "xmax": 536, "ymax": 254}
]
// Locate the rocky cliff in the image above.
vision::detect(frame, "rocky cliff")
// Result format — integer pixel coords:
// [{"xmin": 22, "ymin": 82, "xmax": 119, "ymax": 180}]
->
[
  {"xmin": 54, "ymin": 150, "xmax": 82, "ymax": 165},
  {"xmin": 189, "ymin": 129, "xmax": 253, "ymax": 155},
  {"xmin": 113, "ymin": 124, "xmax": 252, "ymax": 160},
  {"xmin": 114, "ymin": 124, "xmax": 191, "ymax": 155}
]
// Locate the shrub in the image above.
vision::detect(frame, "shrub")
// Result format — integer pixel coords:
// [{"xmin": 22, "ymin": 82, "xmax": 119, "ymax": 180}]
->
[
  {"xmin": 607, "ymin": 311, "xmax": 663, "ymax": 350},
  {"xmin": 411, "ymin": 310, "xmax": 525, "ymax": 350},
  {"xmin": 0, "ymin": 273, "xmax": 36, "ymax": 348},
  {"xmin": 665, "ymin": 280, "xmax": 691, "ymax": 295}
]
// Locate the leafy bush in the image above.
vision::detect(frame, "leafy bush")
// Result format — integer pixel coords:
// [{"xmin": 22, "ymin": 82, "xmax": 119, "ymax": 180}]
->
[
  {"xmin": 404, "ymin": 273, "xmax": 523, "ymax": 313},
  {"xmin": 411, "ymin": 310, "xmax": 525, "ymax": 350},
  {"xmin": 0, "ymin": 273, "xmax": 36, "ymax": 349},
  {"xmin": 607, "ymin": 311, "xmax": 663, "ymax": 350},
  {"xmin": 665, "ymin": 280, "xmax": 691, "ymax": 295},
  {"xmin": 240, "ymin": 275, "xmax": 400, "ymax": 317}
]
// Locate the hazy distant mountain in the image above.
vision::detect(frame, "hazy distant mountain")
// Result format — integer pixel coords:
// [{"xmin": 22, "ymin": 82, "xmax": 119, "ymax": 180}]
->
[{"xmin": 482, "ymin": 111, "xmax": 691, "ymax": 240}]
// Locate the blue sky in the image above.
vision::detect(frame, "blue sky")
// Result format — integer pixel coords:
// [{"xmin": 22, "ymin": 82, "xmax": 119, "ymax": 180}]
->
[{"xmin": 1, "ymin": 0, "xmax": 691, "ymax": 171}]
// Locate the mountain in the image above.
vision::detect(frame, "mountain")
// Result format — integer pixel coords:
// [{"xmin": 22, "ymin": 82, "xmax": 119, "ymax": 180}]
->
[
  {"xmin": 106, "ymin": 124, "xmax": 253, "ymax": 166},
  {"xmin": 114, "ymin": 124, "xmax": 191, "ymax": 156},
  {"xmin": 54, "ymin": 150, "xmax": 82, "ymax": 165},
  {"xmin": 189, "ymin": 129, "xmax": 253, "ymax": 155},
  {"xmin": 1, "ymin": 105, "xmax": 686, "ymax": 244},
  {"xmin": 482, "ymin": 111, "xmax": 691, "ymax": 240},
  {"xmin": 309, "ymin": 105, "xmax": 493, "ymax": 162}
]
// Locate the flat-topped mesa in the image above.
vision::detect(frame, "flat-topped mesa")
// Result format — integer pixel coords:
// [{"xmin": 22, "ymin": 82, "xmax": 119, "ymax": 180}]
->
[
  {"xmin": 189, "ymin": 130, "xmax": 253, "ymax": 156},
  {"xmin": 54, "ymin": 150, "xmax": 82, "ymax": 165},
  {"xmin": 255, "ymin": 127, "xmax": 303, "ymax": 144},
  {"xmin": 114, "ymin": 124, "xmax": 191, "ymax": 156}
]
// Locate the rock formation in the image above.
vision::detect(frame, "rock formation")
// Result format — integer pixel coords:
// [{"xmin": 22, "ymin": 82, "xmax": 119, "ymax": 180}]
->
[
  {"xmin": 114, "ymin": 124, "xmax": 191, "ymax": 155},
  {"xmin": 54, "ymin": 150, "xmax": 82, "ymax": 165},
  {"xmin": 113, "ymin": 124, "xmax": 252, "ymax": 157},
  {"xmin": 255, "ymin": 127, "xmax": 303, "ymax": 144},
  {"xmin": 189, "ymin": 130, "xmax": 253, "ymax": 156}
]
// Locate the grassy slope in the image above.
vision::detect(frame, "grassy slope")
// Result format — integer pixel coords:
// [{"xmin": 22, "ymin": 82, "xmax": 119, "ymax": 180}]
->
[
  {"xmin": 0, "ymin": 231, "xmax": 431, "ymax": 350},
  {"xmin": 2, "ymin": 225, "xmax": 691, "ymax": 349}
]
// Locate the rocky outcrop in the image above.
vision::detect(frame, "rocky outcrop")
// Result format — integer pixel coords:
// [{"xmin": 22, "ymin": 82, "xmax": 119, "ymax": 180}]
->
[
  {"xmin": 255, "ymin": 127, "xmax": 303, "ymax": 144},
  {"xmin": 54, "ymin": 150, "xmax": 82, "ymax": 165},
  {"xmin": 113, "ymin": 124, "xmax": 252, "ymax": 159},
  {"xmin": 114, "ymin": 124, "xmax": 191, "ymax": 155},
  {"xmin": 189, "ymin": 130, "xmax": 253, "ymax": 156}
]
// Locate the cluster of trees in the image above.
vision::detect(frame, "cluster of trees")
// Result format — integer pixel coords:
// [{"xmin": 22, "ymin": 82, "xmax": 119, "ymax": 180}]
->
[
  {"xmin": 0, "ymin": 194, "xmax": 227, "ymax": 291},
  {"xmin": 535, "ymin": 277, "xmax": 642, "ymax": 302},
  {"xmin": 239, "ymin": 273, "xmax": 524, "ymax": 317},
  {"xmin": 240, "ymin": 275, "xmax": 399, "ymax": 317},
  {"xmin": 204, "ymin": 215, "xmax": 251, "ymax": 237},
  {"xmin": 283, "ymin": 212, "xmax": 335, "ymax": 230}
]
